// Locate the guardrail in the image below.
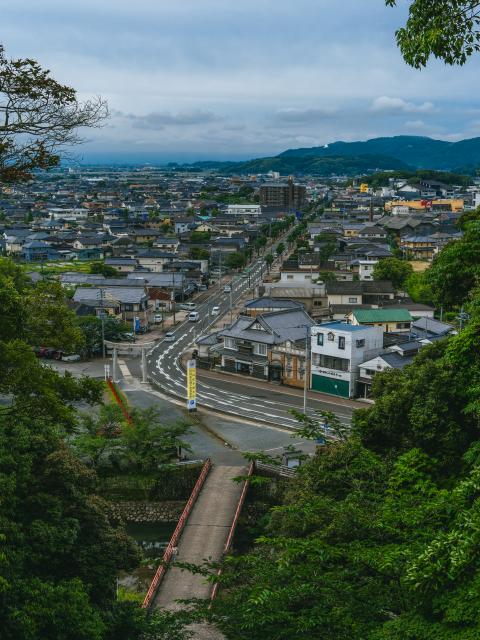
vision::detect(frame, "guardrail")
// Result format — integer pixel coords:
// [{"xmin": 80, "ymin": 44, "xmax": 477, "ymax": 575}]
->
[
  {"xmin": 106, "ymin": 378, "xmax": 133, "ymax": 425},
  {"xmin": 142, "ymin": 457, "xmax": 212, "ymax": 609},
  {"xmin": 210, "ymin": 462, "xmax": 254, "ymax": 602},
  {"xmin": 255, "ymin": 461, "xmax": 297, "ymax": 478}
]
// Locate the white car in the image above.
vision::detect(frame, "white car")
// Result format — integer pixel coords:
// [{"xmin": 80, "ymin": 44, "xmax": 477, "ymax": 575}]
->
[
  {"xmin": 223, "ymin": 285, "xmax": 231, "ymax": 293},
  {"xmin": 153, "ymin": 313, "xmax": 163, "ymax": 324},
  {"xmin": 211, "ymin": 306, "xmax": 220, "ymax": 316},
  {"xmin": 188, "ymin": 311, "xmax": 199, "ymax": 322},
  {"xmin": 164, "ymin": 332, "xmax": 176, "ymax": 342}
]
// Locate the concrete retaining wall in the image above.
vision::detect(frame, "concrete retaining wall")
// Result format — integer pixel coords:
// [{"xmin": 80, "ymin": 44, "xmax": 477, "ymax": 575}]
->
[{"xmin": 110, "ymin": 500, "xmax": 185, "ymax": 523}]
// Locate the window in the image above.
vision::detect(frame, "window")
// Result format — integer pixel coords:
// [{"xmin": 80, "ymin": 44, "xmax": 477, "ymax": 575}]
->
[
  {"xmin": 338, "ymin": 336, "xmax": 345, "ymax": 350},
  {"xmin": 356, "ymin": 338, "xmax": 365, "ymax": 348},
  {"xmin": 286, "ymin": 275, "xmax": 294, "ymax": 280},
  {"xmin": 224, "ymin": 338, "xmax": 236, "ymax": 350},
  {"xmin": 396, "ymin": 322, "xmax": 410, "ymax": 329},
  {"xmin": 348, "ymin": 297, "xmax": 358, "ymax": 303},
  {"xmin": 253, "ymin": 343, "xmax": 267, "ymax": 356},
  {"xmin": 305, "ymin": 274, "xmax": 311, "ymax": 279},
  {"xmin": 317, "ymin": 333, "xmax": 324, "ymax": 346},
  {"xmin": 312, "ymin": 353, "xmax": 349, "ymax": 372}
]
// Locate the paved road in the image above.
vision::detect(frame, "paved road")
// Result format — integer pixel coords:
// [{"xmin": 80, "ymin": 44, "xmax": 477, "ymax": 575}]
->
[
  {"xmin": 146, "ymin": 254, "xmax": 357, "ymax": 430},
  {"xmin": 123, "ymin": 386, "xmax": 317, "ymax": 461},
  {"xmin": 153, "ymin": 464, "xmax": 245, "ymax": 611}
]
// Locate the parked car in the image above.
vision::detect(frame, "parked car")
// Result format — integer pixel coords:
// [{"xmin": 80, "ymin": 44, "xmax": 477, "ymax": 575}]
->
[
  {"xmin": 223, "ymin": 285, "xmax": 231, "ymax": 293},
  {"xmin": 180, "ymin": 302, "xmax": 196, "ymax": 311},
  {"xmin": 61, "ymin": 354, "xmax": 81, "ymax": 362},
  {"xmin": 164, "ymin": 332, "xmax": 176, "ymax": 342},
  {"xmin": 199, "ymin": 284, "xmax": 207, "ymax": 291},
  {"xmin": 153, "ymin": 314, "xmax": 163, "ymax": 324},
  {"xmin": 188, "ymin": 311, "xmax": 199, "ymax": 322},
  {"xmin": 211, "ymin": 306, "xmax": 220, "ymax": 316}
]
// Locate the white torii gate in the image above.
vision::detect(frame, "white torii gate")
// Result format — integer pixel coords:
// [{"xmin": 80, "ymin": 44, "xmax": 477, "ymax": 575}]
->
[{"xmin": 104, "ymin": 340, "xmax": 156, "ymax": 384}]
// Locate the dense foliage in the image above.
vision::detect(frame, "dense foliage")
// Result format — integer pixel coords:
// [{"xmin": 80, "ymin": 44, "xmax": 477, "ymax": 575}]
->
[
  {"xmin": 425, "ymin": 220, "xmax": 480, "ymax": 308},
  {"xmin": 386, "ymin": 0, "xmax": 480, "ymax": 67},
  {"xmin": 359, "ymin": 169, "xmax": 473, "ymax": 188},
  {"xmin": 373, "ymin": 257, "xmax": 413, "ymax": 290},
  {"xmin": 204, "ymin": 236, "xmax": 480, "ymax": 638},
  {"xmin": 0, "ymin": 259, "xmax": 189, "ymax": 638}
]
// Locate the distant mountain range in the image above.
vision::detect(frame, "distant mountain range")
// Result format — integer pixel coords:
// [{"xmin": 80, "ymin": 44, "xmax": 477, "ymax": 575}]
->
[{"xmin": 188, "ymin": 136, "xmax": 480, "ymax": 176}]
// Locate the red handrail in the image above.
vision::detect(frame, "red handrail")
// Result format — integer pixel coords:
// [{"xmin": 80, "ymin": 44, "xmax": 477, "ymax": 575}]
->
[
  {"xmin": 210, "ymin": 462, "xmax": 254, "ymax": 601},
  {"xmin": 106, "ymin": 378, "xmax": 133, "ymax": 424},
  {"xmin": 141, "ymin": 458, "xmax": 212, "ymax": 609}
]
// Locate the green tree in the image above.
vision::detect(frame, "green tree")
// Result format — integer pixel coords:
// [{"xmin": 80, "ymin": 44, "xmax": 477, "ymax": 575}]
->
[
  {"xmin": 386, "ymin": 0, "xmax": 480, "ymax": 68},
  {"xmin": 264, "ymin": 253, "xmax": 274, "ymax": 272},
  {"xmin": 189, "ymin": 247, "xmax": 210, "ymax": 260},
  {"xmin": 227, "ymin": 252, "xmax": 246, "ymax": 270},
  {"xmin": 76, "ymin": 316, "xmax": 131, "ymax": 357},
  {"xmin": 373, "ymin": 257, "xmax": 413, "ymax": 290},
  {"xmin": 0, "ymin": 45, "xmax": 107, "ymax": 181},
  {"xmin": 24, "ymin": 280, "xmax": 85, "ymax": 351},
  {"xmin": 457, "ymin": 205, "xmax": 480, "ymax": 230},
  {"xmin": 190, "ymin": 230, "xmax": 211, "ymax": 243},
  {"xmin": 425, "ymin": 222, "xmax": 480, "ymax": 308},
  {"xmin": 89, "ymin": 262, "xmax": 120, "ymax": 277},
  {"xmin": 405, "ymin": 271, "xmax": 434, "ymax": 305},
  {"xmin": 276, "ymin": 242, "xmax": 285, "ymax": 255},
  {"xmin": 112, "ymin": 407, "xmax": 191, "ymax": 475}
]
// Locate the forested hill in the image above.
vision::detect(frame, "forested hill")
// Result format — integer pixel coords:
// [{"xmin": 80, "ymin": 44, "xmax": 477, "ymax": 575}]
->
[
  {"xmin": 187, "ymin": 135, "xmax": 480, "ymax": 175},
  {"xmin": 190, "ymin": 153, "xmax": 411, "ymax": 176},
  {"xmin": 279, "ymin": 135, "xmax": 480, "ymax": 171}
]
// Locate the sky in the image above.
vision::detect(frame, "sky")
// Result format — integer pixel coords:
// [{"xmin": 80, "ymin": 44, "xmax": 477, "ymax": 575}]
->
[{"xmin": 3, "ymin": 0, "xmax": 480, "ymax": 162}]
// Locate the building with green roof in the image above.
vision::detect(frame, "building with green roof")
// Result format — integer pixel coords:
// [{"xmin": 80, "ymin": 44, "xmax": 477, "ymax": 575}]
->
[{"xmin": 347, "ymin": 308, "xmax": 413, "ymax": 333}]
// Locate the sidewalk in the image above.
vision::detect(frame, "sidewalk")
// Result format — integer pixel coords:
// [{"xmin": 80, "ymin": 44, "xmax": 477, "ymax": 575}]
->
[{"xmin": 180, "ymin": 353, "xmax": 365, "ymax": 410}]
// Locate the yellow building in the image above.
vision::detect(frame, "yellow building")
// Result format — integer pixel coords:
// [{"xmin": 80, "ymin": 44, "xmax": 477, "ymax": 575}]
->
[{"xmin": 385, "ymin": 199, "xmax": 464, "ymax": 212}]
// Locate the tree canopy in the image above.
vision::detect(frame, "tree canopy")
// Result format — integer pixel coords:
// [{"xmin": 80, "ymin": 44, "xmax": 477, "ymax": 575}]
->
[
  {"xmin": 0, "ymin": 45, "xmax": 107, "ymax": 181},
  {"xmin": 0, "ymin": 257, "xmax": 189, "ymax": 638},
  {"xmin": 373, "ymin": 257, "xmax": 413, "ymax": 290},
  {"xmin": 386, "ymin": 0, "xmax": 480, "ymax": 67}
]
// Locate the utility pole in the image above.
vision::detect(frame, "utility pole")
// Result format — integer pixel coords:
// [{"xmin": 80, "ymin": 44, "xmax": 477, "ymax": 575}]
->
[
  {"xmin": 303, "ymin": 325, "xmax": 310, "ymax": 414},
  {"xmin": 172, "ymin": 273, "xmax": 176, "ymax": 325},
  {"xmin": 98, "ymin": 287, "xmax": 106, "ymax": 360},
  {"xmin": 229, "ymin": 282, "xmax": 233, "ymax": 323}
]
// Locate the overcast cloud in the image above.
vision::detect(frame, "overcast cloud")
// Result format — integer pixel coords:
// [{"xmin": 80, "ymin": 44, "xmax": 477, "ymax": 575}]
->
[{"xmin": 2, "ymin": 0, "xmax": 480, "ymax": 161}]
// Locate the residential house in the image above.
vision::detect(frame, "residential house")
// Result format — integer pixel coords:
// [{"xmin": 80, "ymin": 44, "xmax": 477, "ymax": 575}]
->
[
  {"xmin": 212, "ymin": 308, "xmax": 314, "ymax": 387},
  {"xmin": 72, "ymin": 286, "xmax": 150, "ymax": 327},
  {"xmin": 104, "ymin": 257, "xmax": 139, "ymax": 273},
  {"xmin": 411, "ymin": 317, "xmax": 454, "ymax": 339},
  {"xmin": 357, "ymin": 343, "xmax": 421, "ymax": 398},
  {"xmin": 400, "ymin": 235, "xmax": 435, "ymax": 260},
  {"xmin": 243, "ymin": 297, "xmax": 305, "ymax": 317},
  {"xmin": 310, "ymin": 322, "xmax": 384, "ymax": 398},
  {"xmin": 153, "ymin": 237, "xmax": 180, "ymax": 253},
  {"xmin": 135, "ymin": 250, "xmax": 175, "ymax": 273},
  {"xmin": 347, "ymin": 308, "xmax": 413, "ymax": 333},
  {"xmin": 22, "ymin": 241, "xmax": 60, "ymax": 262},
  {"xmin": 326, "ymin": 281, "xmax": 395, "ymax": 307}
]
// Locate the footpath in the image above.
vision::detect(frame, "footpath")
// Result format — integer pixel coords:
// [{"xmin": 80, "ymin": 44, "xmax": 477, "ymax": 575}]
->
[{"xmin": 153, "ymin": 464, "xmax": 245, "ymax": 610}]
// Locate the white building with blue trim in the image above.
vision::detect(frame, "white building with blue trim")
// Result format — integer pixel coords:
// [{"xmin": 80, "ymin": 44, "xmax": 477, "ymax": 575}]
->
[{"xmin": 310, "ymin": 321, "xmax": 383, "ymax": 398}]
